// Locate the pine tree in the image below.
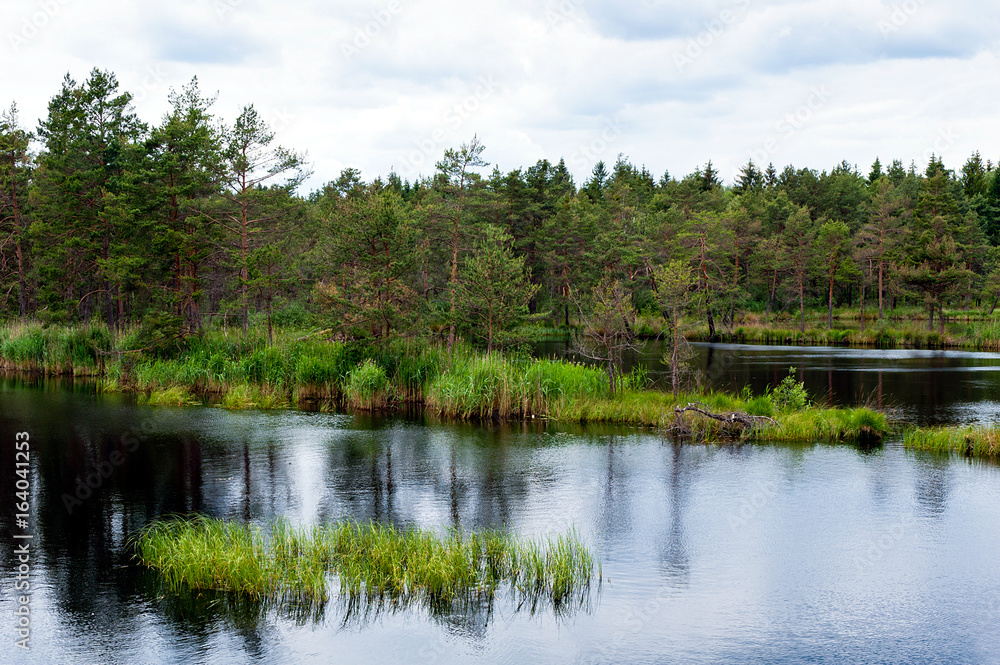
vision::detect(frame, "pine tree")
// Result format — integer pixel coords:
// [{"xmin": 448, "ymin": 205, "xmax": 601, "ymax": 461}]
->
[
  {"xmin": 733, "ymin": 160, "xmax": 763, "ymax": 196},
  {"xmin": 197, "ymin": 104, "xmax": 308, "ymax": 337},
  {"xmin": 867, "ymin": 157, "xmax": 884, "ymax": 186},
  {"xmin": 858, "ymin": 178, "xmax": 910, "ymax": 319},
  {"xmin": 33, "ymin": 69, "xmax": 146, "ymax": 328},
  {"xmin": 432, "ymin": 135, "xmax": 489, "ymax": 351},
  {"xmin": 0, "ymin": 103, "xmax": 32, "ymax": 318},
  {"xmin": 318, "ymin": 186, "xmax": 419, "ymax": 342},
  {"xmin": 815, "ymin": 219, "xmax": 858, "ymax": 328},
  {"xmin": 904, "ymin": 166, "xmax": 970, "ymax": 331},
  {"xmin": 147, "ymin": 77, "xmax": 222, "ymax": 334},
  {"xmin": 780, "ymin": 205, "xmax": 817, "ymax": 332},
  {"xmin": 456, "ymin": 224, "xmax": 539, "ymax": 352}
]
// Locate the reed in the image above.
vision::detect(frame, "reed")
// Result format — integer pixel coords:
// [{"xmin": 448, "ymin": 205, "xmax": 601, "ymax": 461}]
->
[
  {"xmin": 753, "ymin": 407, "xmax": 888, "ymax": 443},
  {"xmin": 220, "ymin": 383, "xmax": 288, "ymax": 410},
  {"xmin": 903, "ymin": 425, "xmax": 1000, "ymax": 458},
  {"xmin": 0, "ymin": 321, "xmax": 110, "ymax": 374},
  {"xmin": 140, "ymin": 386, "xmax": 200, "ymax": 406},
  {"xmin": 0, "ymin": 323, "xmax": 893, "ymax": 442},
  {"xmin": 344, "ymin": 359, "xmax": 394, "ymax": 410},
  {"xmin": 136, "ymin": 516, "xmax": 598, "ymax": 613}
]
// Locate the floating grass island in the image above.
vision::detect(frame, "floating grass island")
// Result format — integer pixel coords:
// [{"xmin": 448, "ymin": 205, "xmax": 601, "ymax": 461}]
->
[
  {"xmin": 135, "ymin": 516, "xmax": 598, "ymax": 616},
  {"xmin": 902, "ymin": 425, "xmax": 1000, "ymax": 458}
]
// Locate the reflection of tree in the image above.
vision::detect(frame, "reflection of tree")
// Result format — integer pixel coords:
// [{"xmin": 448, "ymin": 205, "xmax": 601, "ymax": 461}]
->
[
  {"xmin": 597, "ymin": 436, "xmax": 633, "ymax": 548},
  {"xmin": 660, "ymin": 442, "xmax": 692, "ymax": 586},
  {"xmin": 914, "ymin": 458, "xmax": 951, "ymax": 518}
]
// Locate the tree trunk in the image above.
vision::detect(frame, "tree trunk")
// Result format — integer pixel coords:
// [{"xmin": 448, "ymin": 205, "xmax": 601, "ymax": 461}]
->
[
  {"xmin": 827, "ymin": 273, "xmax": 834, "ymax": 330},
  {"xmin": 241, "ymin": 214, "xmax": 249, "ymax": 337},
  {"xmin": 766, "ymin": 269, "xmax": 777, "ymax": 326},
  {"xmin": 990, "ymin": 297, "xmax": 998, "ymax": 316},
  {"xmin": 447, "ymin": 214, "xmax": 459, "ymax": 352},
  {"xmin": 11, "ymin": 161, "xmax": 26, "ymax": 318},
  {"xmin": 928, "ymin": 302, "xmax": 934, "ymax": 332},
  {"xmin": 877, "ymin": 260, "xmax": 884, "ymax": 320},
  {"xmin": 799, "ymin": 274, "xmax": 805, "ymax": 333},
  {"xmin": 859, "ymin": 278, "xmax": 865, "ymax": 333}
]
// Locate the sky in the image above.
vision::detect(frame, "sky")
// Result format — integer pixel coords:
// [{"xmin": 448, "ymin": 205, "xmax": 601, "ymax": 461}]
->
[{"xmin": 2, "ymin": 0, "xmax": 999, "ymax": 193}]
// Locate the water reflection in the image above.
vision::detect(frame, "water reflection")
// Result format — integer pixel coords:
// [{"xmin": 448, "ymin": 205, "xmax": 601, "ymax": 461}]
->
[
  {"xmin": 537, "ymin": 340, "xmax": 1000, "ymax": 426},
  {"xmin": 3, "ymin": 382, "xmax": 1000, "ymax": 664}
]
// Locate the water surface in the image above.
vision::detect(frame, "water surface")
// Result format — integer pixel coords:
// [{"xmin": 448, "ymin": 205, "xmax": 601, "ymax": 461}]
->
[
  {"xmin": 2, "ymin": 379, "xmax": 999, "ymax": 664},
  {"xmin": 538, "ymin": 340, "xmax": 1000, "ymax": 426}
]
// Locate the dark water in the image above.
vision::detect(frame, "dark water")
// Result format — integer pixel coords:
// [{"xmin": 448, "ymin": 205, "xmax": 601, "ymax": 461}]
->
[
  {"xmin": 3, "ymin": 375, "xmax": 1000, "ymax": 664},
  {"xmin": 537, "ymin": 340, "xmax": 1000, "ymax": 427}
]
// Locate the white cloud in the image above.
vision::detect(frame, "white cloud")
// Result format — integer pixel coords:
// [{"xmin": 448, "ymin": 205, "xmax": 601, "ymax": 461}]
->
[{"xmin": 1, "ymin": 0, "xmax": 999, "ymax": 191}]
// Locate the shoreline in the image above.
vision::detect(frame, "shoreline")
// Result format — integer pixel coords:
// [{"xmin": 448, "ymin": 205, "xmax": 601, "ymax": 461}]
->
[{"xmin": 3, "ymin": 322, "xmax": 998, "ymax": 457}]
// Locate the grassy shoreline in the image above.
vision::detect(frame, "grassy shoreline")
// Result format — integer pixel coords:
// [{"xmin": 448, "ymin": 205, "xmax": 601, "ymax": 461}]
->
[
  {"xmin": 629, "ymin": 307, "xmax": 1000, "ymax": 350},
  {"xmin": 0, "ymin": 321, "xmax": 893, "ymax": 444},
  {"xmin": 5, "ymin": 322, "xmax": 1000, "ymax": 457},
  {"xmin": 902, "ymin": 425, "xmax": 1000, "ymax": 458}
]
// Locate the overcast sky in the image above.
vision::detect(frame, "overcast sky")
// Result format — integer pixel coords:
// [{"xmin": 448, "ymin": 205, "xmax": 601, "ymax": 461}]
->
[{"xmin": 3, "ymin": 0, "xmax": 999, "ymax": 192}]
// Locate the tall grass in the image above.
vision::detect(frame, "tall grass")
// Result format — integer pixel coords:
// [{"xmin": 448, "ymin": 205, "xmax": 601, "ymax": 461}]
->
[
  {"xmin": 686, "ymin": 317, "xmax": 1000, "ymax": 351},
  {"xmin": 344, "ymin": 359, "xmax": 393, "ymax": 410},
  {"xmin": 0, "ymin": 323, "xmax": 893, "ymax": 442},
  {"xmin": 903, "ymin": 425, "xmax": 1000, "ymax": 458},
  {"xmin": 136, "ymin": 516, "xmax": 598, "ymax": 615},
  {"xmin": 0, "ymin": 322, "xmax": 111, "ymax": 374}
]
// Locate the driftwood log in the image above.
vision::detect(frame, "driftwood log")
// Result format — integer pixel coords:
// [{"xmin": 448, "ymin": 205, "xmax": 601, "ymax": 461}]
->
[{"xmin": 667, "ymin": 402, "xmax": 779, "ymax": 440}]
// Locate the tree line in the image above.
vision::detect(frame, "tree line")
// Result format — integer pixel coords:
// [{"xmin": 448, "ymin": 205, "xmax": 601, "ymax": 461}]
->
[{"xmin": 2, "ymin": 69, "xmax": 999, "ymax": 353}]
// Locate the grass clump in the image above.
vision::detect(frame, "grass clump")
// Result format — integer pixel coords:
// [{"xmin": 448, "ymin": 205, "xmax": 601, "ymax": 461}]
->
[
  {"xmin": 903, "ymin": 425, "xmax": 1000, "ymax": 458},
  {"xmin": 141, "ymin": 386, "xmax": 200, "ymax": 406},
  {"xmin": 345, "ymin": 359, "xmax": 393, "ymax": 410},
  {"xmin": 220, "ymin": 384, "xmax": 288, "ymax": 410},
  {"xmin": 136, "ymin": 516, "xmax": 598, "ymax": 616}
]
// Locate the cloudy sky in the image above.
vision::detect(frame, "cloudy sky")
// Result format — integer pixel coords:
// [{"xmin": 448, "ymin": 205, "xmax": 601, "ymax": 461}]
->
[{"xmin": 3, "ymin": 0, "xmax": 999, "ymax": 191}]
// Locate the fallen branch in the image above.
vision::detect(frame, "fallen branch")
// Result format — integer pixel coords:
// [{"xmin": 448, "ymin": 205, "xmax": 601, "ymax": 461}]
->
[{"xmin": 668, "ymin": 402, "xmax": 779, "ymax": 439}]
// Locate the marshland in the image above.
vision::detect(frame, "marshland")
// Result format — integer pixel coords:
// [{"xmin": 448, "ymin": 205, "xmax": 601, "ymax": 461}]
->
[{"xmin": 4, "ymin": 66, "xmax": 1000, "ymax": 665}]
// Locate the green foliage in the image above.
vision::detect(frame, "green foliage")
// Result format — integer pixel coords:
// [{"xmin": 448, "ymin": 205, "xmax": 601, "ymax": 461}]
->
[
  {"xmin": 769, "ymin": 367, "xmax": 809, "ymax": 411},
  {"xmin": 744, "ymin": 394, "xmax": 775, "ymax": 418},
  {"xmin": 455, "ymin": 224, "xmax": 539, "ymax": 352},
  {"xmin": 344, "ymin": 358, "xmax": 393, "ymax": 410},
  {"xmin": 136, "ymin": 516, "xmax": 598, "ymax": 612},
  {"xmin": 903, "ymin": 424, "xmax": 1000, "ymax": 458}
]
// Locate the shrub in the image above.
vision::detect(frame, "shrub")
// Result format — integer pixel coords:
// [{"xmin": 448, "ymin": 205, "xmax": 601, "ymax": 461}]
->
[{"xmin": 770, "ymin": 367, "xmax": 809, "ymax": 411}]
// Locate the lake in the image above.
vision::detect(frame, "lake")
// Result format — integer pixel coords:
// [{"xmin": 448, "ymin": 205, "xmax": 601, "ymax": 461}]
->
[
  {"xmin": 538, "ymin": 340, "xmax": 1000, "ymax": 427},
  {"xmin": 2, "ymin": 344, "xmax": 1000, "ymax": 664}
]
